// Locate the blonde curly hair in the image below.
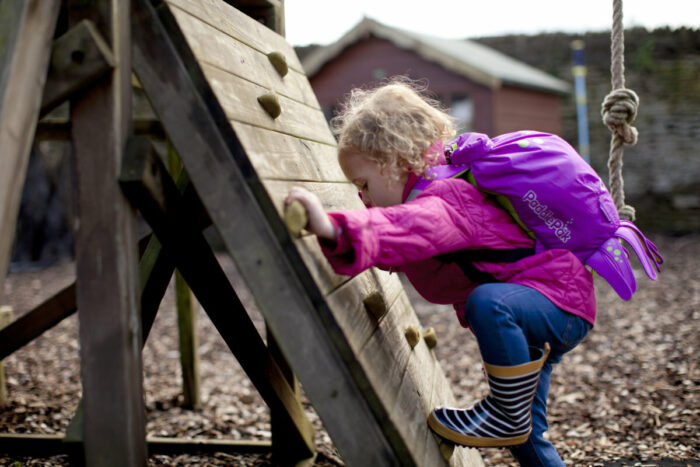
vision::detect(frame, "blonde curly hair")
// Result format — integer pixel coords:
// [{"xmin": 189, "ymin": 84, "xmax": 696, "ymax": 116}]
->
[{"xmin": 330, "ymin": 78, "xmax": 457, "ymax": 177}]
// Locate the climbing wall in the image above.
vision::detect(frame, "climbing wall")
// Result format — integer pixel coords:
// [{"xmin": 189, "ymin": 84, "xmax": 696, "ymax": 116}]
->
[{"xmin": 134, "ymin": 0, "xmax": 483, "ymax": 465}]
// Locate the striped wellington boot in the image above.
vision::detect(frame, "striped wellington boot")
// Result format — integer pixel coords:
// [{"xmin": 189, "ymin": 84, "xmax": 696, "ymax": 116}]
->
[{"xmin": 428, "ymin": 343, "xmax": 550, "ymax": 447}]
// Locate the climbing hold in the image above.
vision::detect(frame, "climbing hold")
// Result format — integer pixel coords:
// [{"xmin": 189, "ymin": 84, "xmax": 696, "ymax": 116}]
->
[
  {"xmin": 284, "ymin": 200, "xmax": 308, "ymax": 236},
  {"xmin": 423, "ymin": 327, "xmax": 438, "ymax": 349},
  {"xmin": 267, "ymin": 51, "xmax": 288, "ymax": 77},
  {"xmin": 257, "ymin": 92, "xmax": 281, "ymax": 119},
  {"xmin": 404, "ymin": 326, "xmax": 420, "ymax": 349},
  {"xmin": 436, "ymin": 437, "xmax": 455, "ymax": 461},
  {"xmin": 363, "ymin": 291, "xmax": 387, "ymax": 321}
]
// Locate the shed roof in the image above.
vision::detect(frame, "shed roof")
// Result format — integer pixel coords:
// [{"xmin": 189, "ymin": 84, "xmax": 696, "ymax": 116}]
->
[{"xmin": 303, "ymin": 17, "xmax": 571, "ymax": 95}]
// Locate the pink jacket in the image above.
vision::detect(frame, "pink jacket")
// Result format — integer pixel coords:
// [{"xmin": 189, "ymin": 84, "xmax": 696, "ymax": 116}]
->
[{"xmin": 320, "ymin": 177, "xmax": 596, "ymax": 327}]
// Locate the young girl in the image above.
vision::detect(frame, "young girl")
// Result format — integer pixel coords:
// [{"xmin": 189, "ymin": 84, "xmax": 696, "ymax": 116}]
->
[{"xmin": 286, "ymin": 79, "xmax": 594, "ymax": 466}]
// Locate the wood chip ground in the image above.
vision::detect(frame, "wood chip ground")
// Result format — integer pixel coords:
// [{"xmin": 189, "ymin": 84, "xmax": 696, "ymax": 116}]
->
[{"xmin": 1, "ymin": 234, "xmax": 698, "ymax": 466}]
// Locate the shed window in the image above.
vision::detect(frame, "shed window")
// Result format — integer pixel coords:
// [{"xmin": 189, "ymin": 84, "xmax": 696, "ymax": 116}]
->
[{"xmin": 449, "ymin": 95, "xmax": 473, "ymax": 132}]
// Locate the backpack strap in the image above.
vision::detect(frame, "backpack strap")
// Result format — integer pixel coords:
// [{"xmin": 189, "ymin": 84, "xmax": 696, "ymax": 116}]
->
[
  {"xmin": 436, "ymin": 248, "xmax": 535, "ymax": 284},
  {"xmin": 408, "ymin": 158, "xmax": 536, "ymax": 283}
]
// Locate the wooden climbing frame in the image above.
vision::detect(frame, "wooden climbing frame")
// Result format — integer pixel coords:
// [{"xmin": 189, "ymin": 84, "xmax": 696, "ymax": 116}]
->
[{"xmin": 0, "ymin": 1, "xmax": 483, "ymax": 466}]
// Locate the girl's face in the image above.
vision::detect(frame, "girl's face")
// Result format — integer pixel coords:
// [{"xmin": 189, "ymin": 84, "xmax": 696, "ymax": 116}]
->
[{"xmin": 339, "ymin": 152, "xmax": 408, "ymax": 208}]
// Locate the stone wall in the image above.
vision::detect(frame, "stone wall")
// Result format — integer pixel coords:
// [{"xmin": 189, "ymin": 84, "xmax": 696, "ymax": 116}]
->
[{"xmin": 475, "ymin": 27, "xmax": 700, "ymax": 234}]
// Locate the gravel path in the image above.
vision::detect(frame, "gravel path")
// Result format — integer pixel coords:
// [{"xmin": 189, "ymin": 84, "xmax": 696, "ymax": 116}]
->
[{"xmin": 1, "ymin": 234, "xmax": 698, "ymax": 466}]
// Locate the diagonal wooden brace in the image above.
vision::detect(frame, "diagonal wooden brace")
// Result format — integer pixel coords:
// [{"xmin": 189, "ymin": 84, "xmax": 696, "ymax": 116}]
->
[{"xmin": 119, "ymin": 136, "xmax": 316, "ymax": 462}]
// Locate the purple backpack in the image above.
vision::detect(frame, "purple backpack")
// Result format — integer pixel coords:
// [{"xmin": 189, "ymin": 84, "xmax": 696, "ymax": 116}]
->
[{"xmin": 406, "ymin": 131, "xmax": 663, "ymax": 300}]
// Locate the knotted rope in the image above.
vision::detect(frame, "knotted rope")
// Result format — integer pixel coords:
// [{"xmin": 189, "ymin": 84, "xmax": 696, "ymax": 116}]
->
[{"xmin": 601, "ymin": 0, "xmax": 638, "ymax": 221}]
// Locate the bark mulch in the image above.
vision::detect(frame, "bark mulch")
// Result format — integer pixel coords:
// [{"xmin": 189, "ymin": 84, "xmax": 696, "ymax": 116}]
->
[{"xmin": 1, "ymin": 234, "xmax": 698, "ymax": 466}]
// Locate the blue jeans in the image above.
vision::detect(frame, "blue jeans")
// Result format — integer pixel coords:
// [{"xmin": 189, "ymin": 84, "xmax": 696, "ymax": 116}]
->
[{"xmin": 464, "ymin": 283, "xmax": 591, "ymax": 467}]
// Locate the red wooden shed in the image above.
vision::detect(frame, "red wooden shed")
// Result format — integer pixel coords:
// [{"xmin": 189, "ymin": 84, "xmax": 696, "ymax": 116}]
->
[{"xmin": 303, "ymin": 17, "xmax": 571, "ymax": 136}]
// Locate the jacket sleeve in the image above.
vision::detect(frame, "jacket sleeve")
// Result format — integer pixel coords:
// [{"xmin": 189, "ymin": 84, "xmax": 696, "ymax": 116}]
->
[{"xmin": 319, "ymin": 180, "xmax": 481, "ymax": 276}]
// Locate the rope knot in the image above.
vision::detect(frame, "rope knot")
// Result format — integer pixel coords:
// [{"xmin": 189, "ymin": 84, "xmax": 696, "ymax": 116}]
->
[
  {"xmin": 602, "ymin": 88, "xmax": 639, "ymax": 145},
  {"xmin": 617, "ymin": 204, "xmax": 636, "ymax": 222}
]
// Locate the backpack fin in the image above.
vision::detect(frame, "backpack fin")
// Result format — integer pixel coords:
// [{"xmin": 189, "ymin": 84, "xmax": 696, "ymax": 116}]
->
[
  {"xmin": 585, "ymin": 237, "xmax": 637, "ymax": 300},
  {"xmin": 615, "ymin": 221, "xmax": 663, "ymax": 279}
]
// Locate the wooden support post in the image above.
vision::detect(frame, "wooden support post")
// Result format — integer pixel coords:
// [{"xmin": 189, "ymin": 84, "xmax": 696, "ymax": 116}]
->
[
  {"xmin": 68, "ymin": 0, "xmax": 146, "ymax": 465},
  {"xmin": 0, "ymin": 0, "xmax": 61, "ymax": 307},
  {"xmin": 119, "ymin": 137, "xmax": 315, "ymax": 462},
  {"xmin": 40, "ymin": 19, "xmax": 115, "ymax": 118},
  {"xmin": 0, "ymin": 306, "xmax": 13, "ymax": 404},
  {"xmin": 167, "ymin": 144, "xmax": 202, "ymax": 410},
  {"xmin": 174, "ymin": 271, "xmax": 201, "ymax": 409}
]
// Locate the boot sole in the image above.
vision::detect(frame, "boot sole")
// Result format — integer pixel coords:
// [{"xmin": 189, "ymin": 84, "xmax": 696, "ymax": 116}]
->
[{"xmin": 427, "ymin": 412, "xmax": 531, "ymax": 447}]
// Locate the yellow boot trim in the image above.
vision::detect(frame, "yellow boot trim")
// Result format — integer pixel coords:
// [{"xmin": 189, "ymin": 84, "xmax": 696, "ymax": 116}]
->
[{"xmin": 482, "ymin": 342, "xmax": 550, "ymax": 378}]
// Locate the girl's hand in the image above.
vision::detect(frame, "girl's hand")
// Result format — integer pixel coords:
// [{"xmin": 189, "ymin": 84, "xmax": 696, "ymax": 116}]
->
[{"xmin": 285, "ymin": 187, "xmax": 336, "ymax": 240}]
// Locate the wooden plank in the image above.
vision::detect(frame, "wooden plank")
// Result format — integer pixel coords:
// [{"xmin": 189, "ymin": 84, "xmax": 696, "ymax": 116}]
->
[
  {"xmin": 68, "ymin": 1, "xmax": 146, "ymax": 464},
  {"xmin": 146, "ymin": 436, "xmax": 271, "ymax": 455},
  {"xmin": 139, "ymin": 235, "xmax": 176, "ymax": 343},
  {"xmin": 293, "ymin": 235, "xmax": 348, "ymax": 296},
  {"xmin": 166, "ymin": 0, "xmax": 300, "ymax": 71},
  {"xmin": 0, "ymin": 433, "xmax": 272, "ymax": 457},
  {"xmin": 131, "ymin": 1, "xmax": 406, "ymax": 463},
  {"xmin": 357, "ymin": 292, "xmax": 422, "ymax": 417},
  {"xmin": 0, "ymin": 0, "xmax": 61, "ymax": 307},
  {"xmin": 40, "ymin": 19, "xmax": 115, "ymax": 117},
  {"xmin": 262, "ymin": 179, "xmax": 363, "ymax": 213},
  {"xmin": 392, "ymin": 325, "xmax": 438, "ymax": 464},
  {"xmin": 167, "ymin": 6, "xmax": 316, "ymax": 107},
  {"xmin": 34, "ymin": 117, "xmax": 166, "ymax": 141},
  {"xmin": 0, "ymin": 284, "xmax": 76, "ymax": 360},
  {"xmin": 139, "ymin": 166, "xmax": 214, "ymax": 344},
  {"xmin": 119, "ymin": 137, "xmax": 315, "ymax": 461},
  {"xmin": 0, "ymin": 306, "xmax": 12, "ymax": 404},
  {"xmin": 233, "ymin": 122, "xmax": 344, "ymax": 182},
  {"xmin": 326, "ymin": 270, "xmax": 405, "ymax": 354},
  {"xmin": 0, "ymin": 434, "xmax": 70, "ymax": 457},
  {"xmin": 225, "ymin": 0, "xmax": 285, "ymax": 37},
  {"xmin": 201, "ymin": 63, "xmax": 335, "ymax": 144},
  {"xmin": 267, "ymin": 328, "xmax": 315, "ymax": 464}
]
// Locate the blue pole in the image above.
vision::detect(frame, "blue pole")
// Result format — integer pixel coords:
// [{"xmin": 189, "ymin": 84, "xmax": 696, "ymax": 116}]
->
[{"xmin": 571, "ymin": 40, "xmax": 590, "ymax": 163}]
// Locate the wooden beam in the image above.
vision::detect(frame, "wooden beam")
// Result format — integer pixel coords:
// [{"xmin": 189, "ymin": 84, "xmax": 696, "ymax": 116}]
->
[
  {"xmin": 40, "ymin": 19, "xmax": 115, "ymax": 118},
  {"xmin": 35, "ymin": 117, "xmax": 166, "ymax": 141},
  {"xmin": 68, "ymin": 0, "xmax": 146, "ymax": 464},
  {"xmin": 0, "ymin": 306, "xmax": 13, "ymax": 404},
  {"xmin": 0, "ymin": 0, "xmax": 61, "ymax": 307},
  {"xmin": 0, "ymin": 284, "xmax": 76, "ymax": 360},
  {"xmin": 131, "ymin": 1, "xmax": 409, "ymax": 464},
  {"xmin": 0, "ymin": 433, "xmax": 271, "ymax": 457},
  {"xmin": 0, "ymin": 434, "xmax": 72, "ymax": 457},
  {"xmin": 267, "ymin": 327, "xmax": 313, "ymax": 464},
  {"xmin": 147, "ymin": 437, "xmax": 271, "ymax": 455},
  {"xmin": 167, "ymin": 145, "xmax": 202, "ymax": 410},
  {"xmin": 119, "ymin": 136, "xmax": 315, "ymax": 462},
  {"xmin": 0, "ymin": 173, "xmax": 209, "ymax": 361}
]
